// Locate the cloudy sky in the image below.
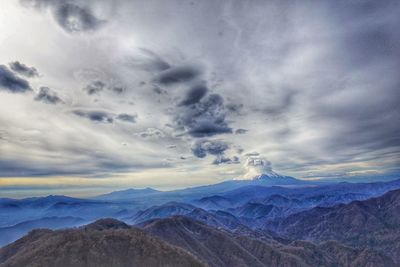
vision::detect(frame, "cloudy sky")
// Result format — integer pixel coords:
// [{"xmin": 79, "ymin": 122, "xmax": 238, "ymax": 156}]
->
[{"xmin": 0, "ymin": 0, "xmax": 399, "ymax": 197}]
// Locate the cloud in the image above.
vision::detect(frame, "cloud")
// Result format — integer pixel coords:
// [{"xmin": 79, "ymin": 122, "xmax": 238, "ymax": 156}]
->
[
  {"xmin": 4, "ymin": 0, "xmax": 400, "ymax": 184},
  {"xmin": 178, "ymin": 84, "xmax": 208, "ymax": 106},
  {"xmin": 116, "ymin": 113, "xmax": 137, "ymax": 123},
  {"xmin": 34, "ymin": 87, "xmax": 63, "ymax": 104},
  {"xmin": 152, "ymin": 86, "xmax": 166, "ymax": 95},
  {"xmin": 212, "ymin": 155, "xmax": 239, "ymax": 165},
  {"xmin": 83, "ymin": 80, "xmax": 106, "ymax": 95},
  {"xmin": 191, "ymin": 140, "xmax": 229, "ymax": 158},
  {"xmin": 53, "ymin": 3, "xmax": 105, "ymax": 33},
  {"xmin": 83, "ymin": 80, "xmax": 125, "ymax": 95},
  {"xmin": 0, "ymin": 154, "xmax": 168, "ymax": 177},
  {"xmin": 73, "ymin": 109, "xmax": 138, "ymax": 124},
  {"xmin": 174, "ymin": 93, "xmax": 232, "ymax": 137},
  {"xmin": 191, "ymin": 140, "xmax": 239, "ymax": 165},
  {"xmin": 226, "ymin": 103, "xmax": 243, "ymax": 114},
  {"xmin": 129, "ymin": 48, "xmax": 171, "ymax": 72},
  {"xmin": 260, "ymin": 90, "xmax": 297, "ymax": 116},
  {"xmin": 244, "ymin": 152, "xmax": 259, "ymax": 157},
  {"xmin": 21, "ymin": 0, "xmax": 106, "ymax": 33},
  {"xmin": 155, "ymin": 64, "xmax": 202, "ymax": 85},
  {"xmin": 243, "ymin": 155, "xmax": 274, "ymax": 179},
  {"xmin": 0, "ymin": 65, "xmax": 32, "ymax": 93},
  {"xmin": 235, "ymin": 128, "xmax": 248, "ymax": 134},
  {"xmin": 137, "ymin": 128, "xmax": 165, "ymax": 139},
  {"xmin": 73, "ymin": 109, "xmax": 114, "ymax": 123},
  {"xmin": 110, "ymin": 86, "xmax": 124, "ymax": 94},
  {"xmin": 9, "ymin": 61, "xmax": 39, "ymax": 77}
]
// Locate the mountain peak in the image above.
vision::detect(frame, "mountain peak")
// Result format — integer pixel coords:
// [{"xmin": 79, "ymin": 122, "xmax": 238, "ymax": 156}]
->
[
  {"xmin": 84, "ymin": 218, "xmax": 131, "ymax": 231},
  {"xmin": 251, "ymin": 170, "xmax": 286, "ymax": 180}
]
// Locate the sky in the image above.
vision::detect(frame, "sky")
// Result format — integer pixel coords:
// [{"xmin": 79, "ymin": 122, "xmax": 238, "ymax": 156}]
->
[{"xmin": 0, "ymin": 0, "xmax": 399, "ymax": 197}]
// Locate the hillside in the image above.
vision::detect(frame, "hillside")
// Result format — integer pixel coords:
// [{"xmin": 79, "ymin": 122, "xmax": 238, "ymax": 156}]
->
[
  {"xmin": 142, "ymin": 216, "xmax": 393, "ymax": 267},
  {"xmin": 265, "ymin": 189, "xmax": 400, "ymax": 262},
  {"xmin": 0, "ymin": 219, "xmax": 205, "ymax": 267}
]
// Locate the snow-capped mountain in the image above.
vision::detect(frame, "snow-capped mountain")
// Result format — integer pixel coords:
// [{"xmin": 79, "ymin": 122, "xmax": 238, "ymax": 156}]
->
[
  {"xmin": 250, "ymin": 172, "xmax": 304, "ymax": 185},
  {"xmin": 251, "ymin": 170, "xmax": 288, "ymax": 180}
]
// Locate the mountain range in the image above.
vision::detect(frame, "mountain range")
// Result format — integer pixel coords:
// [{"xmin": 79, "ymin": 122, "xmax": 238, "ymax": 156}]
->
[
  {"xmin": 141, "ymin": 216, "xmax": 394, "ymax": 267},
  {"xmin": 265, "ymin": 189, "xmax": 400, "ymax": 263},
  {"xmin": 0, "ymin": 219, "xmax": 205, "ymax": 267},
  {"xmin": 0, "ymin": 214, "xmax": 395, "ymax": 267},
  {"xmin": 1, "ymin": 174, "xmax": 400, "ymax": 266}
]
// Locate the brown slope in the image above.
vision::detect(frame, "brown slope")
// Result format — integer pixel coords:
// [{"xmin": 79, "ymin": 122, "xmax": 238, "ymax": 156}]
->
[
  {"xmin": 282, "ymin": 240, "xmax": 394, "ymax": 267},
  {"xmin": 141, "ymin": 216, "xmax": 394, "ymax": 267},
  {"xmin": 265, "ymin": 189, "xmax": 400, "ymax": 263},
  {"xmin": 142, "ymin": 216, "xmax": 305, "ymax": 267},
  {"xmin": 0, "ymin": 219, "xmax": 206, "ymax": 267}
]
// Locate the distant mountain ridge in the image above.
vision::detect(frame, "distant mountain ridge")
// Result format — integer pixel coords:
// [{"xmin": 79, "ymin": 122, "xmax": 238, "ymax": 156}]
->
[
  {"xmin": 94, "ymin": 187, "xmax": 160, "ymax": 201},
  {"xmin": 0, "ymin": 216, "xmax": 86, "ymax": 247},
  {"xmin": 265, "ymin": 189, "xmax": 400, "ymax": 263},
  {"xmin": 92, "ymin": 171, "xmax": 306, "ymax": 202}
]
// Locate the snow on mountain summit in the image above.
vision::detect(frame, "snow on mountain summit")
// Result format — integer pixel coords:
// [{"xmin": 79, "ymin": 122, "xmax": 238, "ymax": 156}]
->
[
  {"xmin": 239, "ymin": 155, "xmax": 288, "ymax": 180},
  {"xmin": 251, "ymin": 170, "xmax": 287, "ymax": 180}
]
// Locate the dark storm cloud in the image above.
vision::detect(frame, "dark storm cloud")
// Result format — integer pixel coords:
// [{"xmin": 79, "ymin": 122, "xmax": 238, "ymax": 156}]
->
[
  {"xmin": 116, "ymin": 113, "xmax": 137, "ymax": 123},
  {"xmin": 155, "ymin": 65, "xmax": 202, "ymax": 85},
  {"xmin": 174, "ymin": 93, "xmax": 232, "ymax": 137},
  {"xmin": 191, "ymin": 140, "xmax": 238, "ymax": 165},
  {"xmin": 235, "ymin": 128, "xmax": 248, "ymax": 134},
  {"xmin": 73, "ymin": 110, "xmax": 114, "ymax": 123},
  {"xmin": 9, "ymin": 61, "xmax": 39, "ymax": 78},
  {"xmin": 178, "ymin": 84, "xmax": 208, "ymax": 106},
  {"xmin": 34, "ymin": 87, "xmax": 63, "ymax": 104},
  {"xmin": 212, "ymin": 155, "xmax": 240, "ymax": 165},
  {"xmin": 83, "ymin": 80, "xmax": 106, "ymax": 95},
  {"xmin": 72, "ymin": 110, "xmax": 137, "ymax": 123},
  {"xmin": 54, "ymin": 3, "xmax": 105, "ymax": 33},
  {"xmin": 191, "ymin": 140, "xmax": 229, "ymax": 158},
  {"xmin": 21, "ymin": 0, "xmax": 106, "ymax": 33},
  {"xmin": 0, "ymin": 65, "xmax": 32, "ymax": 93}
]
